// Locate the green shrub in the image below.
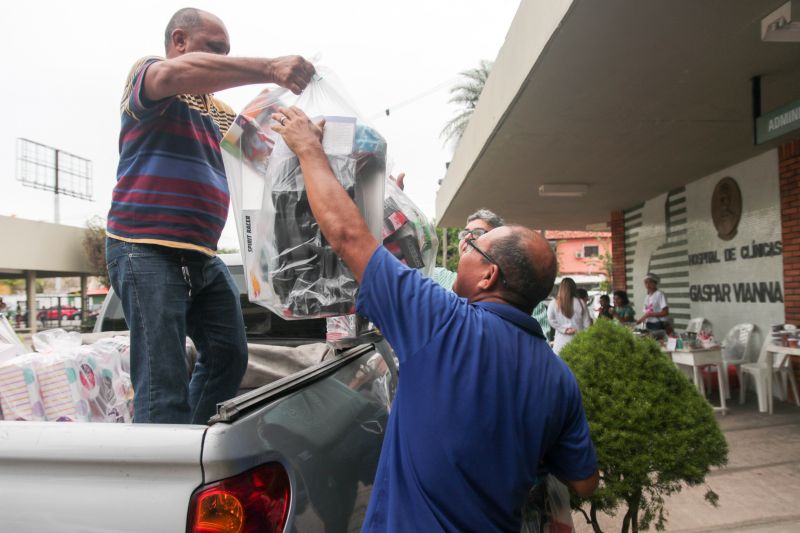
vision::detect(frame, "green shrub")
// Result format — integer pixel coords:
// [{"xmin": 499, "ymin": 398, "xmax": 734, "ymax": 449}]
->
[{"xmin": 561, "ymin": 320, "xmax": 728, "ymax": 533}]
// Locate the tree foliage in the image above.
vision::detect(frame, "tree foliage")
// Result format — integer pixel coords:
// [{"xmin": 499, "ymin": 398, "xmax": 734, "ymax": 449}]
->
[
  {"xmin": 0, "ymin": 279, "xmax": 25, "ymax": 293},
  {"xmin": 440, "ymin": 60, "xmax": 493, "ymax": 145},
  {"xmin": 583, "ymin": 238, "xmax": 613, "ymax": 293},
  {"xmin": 83, "ymin": 216, "xmax": 109, "ymax": 287},
  {"xmin": 561, "ymin": 320, "xmax": 728, "ymax": 533},
  {"xmin": 435, "ymin": 227, "xmax": 461, "ymax": 271}
]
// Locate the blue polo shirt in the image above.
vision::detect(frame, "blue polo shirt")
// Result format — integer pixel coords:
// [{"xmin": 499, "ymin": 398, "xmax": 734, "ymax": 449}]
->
[{"xmin": 357, "ymin": 246, "xmax": 596, "ymax": 533}]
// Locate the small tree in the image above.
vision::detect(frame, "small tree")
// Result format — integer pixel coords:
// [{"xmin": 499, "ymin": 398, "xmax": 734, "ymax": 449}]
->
[
  {"xmin": 83, "ymin": 216, "xmax": 109, "ymax": 287},
  {"xmin": 561, "ymin": 320, "xmax": 728, "ymax": 533},
  {"xmin": 594, "ymin": 249, "xmax": 613, "ymax": 294}
]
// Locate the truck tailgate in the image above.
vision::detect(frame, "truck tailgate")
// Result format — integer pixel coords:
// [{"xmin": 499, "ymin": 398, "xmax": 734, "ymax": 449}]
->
[
  {"xmin": 200, "ymin": 344, "xmax": 395, "ymax": 532},
  {"xmin": 0, "ymin": 421, "xmax": 206, "ymax": 533}
]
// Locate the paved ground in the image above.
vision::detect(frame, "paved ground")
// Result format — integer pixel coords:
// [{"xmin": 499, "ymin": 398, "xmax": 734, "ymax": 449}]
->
[{"xmin": 574, "ymin": 388, "xmax": 800, "ymax": 533}]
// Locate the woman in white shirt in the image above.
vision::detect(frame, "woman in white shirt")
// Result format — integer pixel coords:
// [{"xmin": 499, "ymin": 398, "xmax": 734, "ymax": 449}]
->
[
  {"xmin": 547, "ymin": 277, "xmax": 592, "ymax": 355},
  {"xmin": 636, "ymin": 272, "xmax": 669, "ymax": 331}
]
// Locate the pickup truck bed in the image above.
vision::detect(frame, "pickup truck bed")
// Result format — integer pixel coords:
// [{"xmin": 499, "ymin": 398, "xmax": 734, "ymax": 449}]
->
[{"xmin": 0, "ymin": 343, "xmax": 395, "ymax": 533}]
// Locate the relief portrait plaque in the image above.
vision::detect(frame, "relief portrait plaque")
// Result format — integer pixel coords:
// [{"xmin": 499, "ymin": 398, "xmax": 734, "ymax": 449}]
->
[{"xmin": 711, "ymin": 177, "xmax": 742, "ymax": 241}]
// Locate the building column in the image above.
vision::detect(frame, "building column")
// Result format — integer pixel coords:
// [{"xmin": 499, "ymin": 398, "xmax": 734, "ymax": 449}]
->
[
  {"xmin": 80, "ymin": 275, "xmax": 88, "ymax": 330},
  {"xmin": 610, "ymin": 211, "xmax": 626, "ymax": 291},
  {"xmin": 779, "ymin": 138, "xmax": 800, "ymax": 398},
  {"xmin": 25, "ymin": 270, "xmax": 36, "ymax": 335}
]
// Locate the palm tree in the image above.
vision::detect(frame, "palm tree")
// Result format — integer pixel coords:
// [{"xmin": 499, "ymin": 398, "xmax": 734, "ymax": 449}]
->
[{"xmin": 440, "ymin": 59, "xmax": 493, "ymax": 145}]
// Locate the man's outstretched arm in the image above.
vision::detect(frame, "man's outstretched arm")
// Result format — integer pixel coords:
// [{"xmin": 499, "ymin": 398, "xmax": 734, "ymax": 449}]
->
[
  {"xmin": 561, "ymin": 469, "xmax": 599, "ymax": 497},
  {"xmin": 143, "ymin": 53, "xmax": 315, "ymax": 101},
  {"xmin": 272, "ymin": 106, "xmax": 379, "ymax": 282}
]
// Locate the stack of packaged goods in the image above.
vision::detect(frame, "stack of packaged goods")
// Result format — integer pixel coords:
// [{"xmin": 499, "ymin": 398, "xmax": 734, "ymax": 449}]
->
[
  {"xmin": 221, "ymin": 67, "xmax": 386, "ymax": 320},
  {"xmin": 0, "ymin": 358, "xmax": 45, "ymax": 421},
  {"xmin": 0, "ymin": 330, "xmax": 133, "ymax": 422}
]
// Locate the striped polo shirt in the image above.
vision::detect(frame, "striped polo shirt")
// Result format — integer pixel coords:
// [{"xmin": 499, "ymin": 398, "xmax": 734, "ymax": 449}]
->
[{"xmin": 107, "ymin": 56, "xmax": 236, "ymax": 255}]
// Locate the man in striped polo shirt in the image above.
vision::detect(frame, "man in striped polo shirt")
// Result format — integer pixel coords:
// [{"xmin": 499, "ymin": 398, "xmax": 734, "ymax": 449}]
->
[{"xmin": 106, "ymin": 8, "xmax": 315, "ymax": 424}]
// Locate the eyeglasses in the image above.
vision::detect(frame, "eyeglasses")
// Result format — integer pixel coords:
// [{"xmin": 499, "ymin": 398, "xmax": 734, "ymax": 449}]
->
[
  {"xmin": 458, "ymin": 228, "xmax": 488, "ymax": 240},
  {"xmin": 465, "ymin": 237, "xmax": 510, "ymax": 289}
]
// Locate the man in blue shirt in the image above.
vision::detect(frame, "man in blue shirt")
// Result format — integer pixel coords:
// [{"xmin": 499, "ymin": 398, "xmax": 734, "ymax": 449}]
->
[
  {"xmin": 433, "ymin": 208, "xmax": 504, "ymax": 291},
  {"xmin": 273, "ymin": 107, "xmax": 598, "ymax": 532}
]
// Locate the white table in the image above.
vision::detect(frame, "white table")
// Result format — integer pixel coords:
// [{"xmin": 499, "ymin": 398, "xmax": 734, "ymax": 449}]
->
[
  {"xmin": 764, "ymin": 344, "xmax": 800, "ymax": 414},
  {"xmin": 668, "ymin": 347, "xmax": 728, "ymax": 413}
]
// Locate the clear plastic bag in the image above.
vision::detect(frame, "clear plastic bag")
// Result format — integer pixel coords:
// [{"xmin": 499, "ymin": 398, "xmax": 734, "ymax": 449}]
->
[
  {"xmin": 0, "ymin": 314, "xmax": 27, "ymax": 357},
  {"xmin": 0, "ymin": 329, "xmax": 133, "ymax": 422},
  {"xmin": 325, "ymin": 314, "xmax": 382, "ymax": 349},
  {"xmin": 381, "ymin": 176, "xmax": 438, "ymax": 277},
  {"xmin": 521, "ymin": 475, "xmax": 576, "ymax": 533},
  {"xmin": 85, "ymin": 338, "xmax": 134, "ymax": 422},
  {"xmin": 326, "ymin": 175, "xmax": 439, "ymax": 346},
  {"xmin": 222, "ymin": 67, "xmax": 386, "ymax": 319}
]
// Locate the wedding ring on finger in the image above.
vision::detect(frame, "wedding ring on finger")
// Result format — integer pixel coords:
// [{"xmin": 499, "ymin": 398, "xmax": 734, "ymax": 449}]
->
[{"xmin": 279, "ymin": 116, "xmax": 287, "ymax": 126}]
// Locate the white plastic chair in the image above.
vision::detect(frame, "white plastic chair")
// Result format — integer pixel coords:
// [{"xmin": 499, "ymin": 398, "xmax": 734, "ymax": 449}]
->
[
  {"xmin": 685, "ymin": 317, "xmax": 711, "ymax": 336},
  {"xmin": 721, "ymin": 323, "xmax": 757, "ymax": 397},
  {"xmin": 775, "ymin": 325, "xmax": 799, "ymax": 403},
  {"xmin": 740, "ymin": 339, "xmax": 800, "ymax": 413},
  {"xmin": 774, "ymin": 359, "xmax": 800, "ymax": 404},
  {"xmin": 740, "ymin": 340, "xmax": 772, "ymax": 412}
]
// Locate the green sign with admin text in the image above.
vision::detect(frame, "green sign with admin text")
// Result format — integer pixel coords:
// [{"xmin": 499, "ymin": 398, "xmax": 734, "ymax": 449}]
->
[{"xmin": 756, "ymin": 98, "xmax": 800, "ymax": 144}]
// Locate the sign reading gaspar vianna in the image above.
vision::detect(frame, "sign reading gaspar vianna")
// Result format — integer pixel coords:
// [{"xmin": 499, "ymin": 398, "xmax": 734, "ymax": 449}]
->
[{"xmin": 756, "ymin": 98, "xmax": 800, "ymax": 144}]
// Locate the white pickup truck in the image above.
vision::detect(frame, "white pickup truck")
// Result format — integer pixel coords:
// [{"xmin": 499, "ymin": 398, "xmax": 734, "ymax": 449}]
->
[{"xmin": 0, "ymin": 255, "xmax": 396, "ymax": 533}]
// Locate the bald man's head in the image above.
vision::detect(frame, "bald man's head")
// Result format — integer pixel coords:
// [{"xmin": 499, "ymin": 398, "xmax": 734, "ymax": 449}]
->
[
  {"xmin": 164, "ymin": 8, "xmax": 229, "ymax": 56},
  {"xmin": 486, "ymin": 226, "xmax": 558, "ymax": 311}
]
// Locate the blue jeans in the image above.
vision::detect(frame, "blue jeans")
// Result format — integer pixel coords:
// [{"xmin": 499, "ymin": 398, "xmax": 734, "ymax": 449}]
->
[{"xmin": 106, "ymin": 239, "xmax": 247, "ymax": 424}]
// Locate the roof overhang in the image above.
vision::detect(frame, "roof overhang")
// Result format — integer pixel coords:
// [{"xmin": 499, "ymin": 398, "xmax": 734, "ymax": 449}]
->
[
  {"xmin": 0, "ymin": 216, "xmax": 94, "ymax": 278},
  {"xmin": 437, "ymin": 0, "xmax": 800, "ymax": 229}
]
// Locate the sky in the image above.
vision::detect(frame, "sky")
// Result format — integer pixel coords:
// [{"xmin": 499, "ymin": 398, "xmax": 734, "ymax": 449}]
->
[{"xmin": 1, "ymin": 0, "xmax": 521, "ymax": 250}]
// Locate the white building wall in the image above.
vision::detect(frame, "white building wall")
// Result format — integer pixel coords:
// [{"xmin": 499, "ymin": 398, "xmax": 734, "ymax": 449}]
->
[
  {"xmin": 684, "ymin": 150, "xmax": 784, "ymax": 340},
  {"xmin": 624, "ymin": 149, "xmax": 785, "ymax": 341}
]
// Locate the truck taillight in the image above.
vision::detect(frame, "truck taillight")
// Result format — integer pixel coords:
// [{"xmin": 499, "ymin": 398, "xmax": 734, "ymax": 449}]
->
[{"xmin": 187, "ymin": 462, "xmax": 291, "ymax": 533}]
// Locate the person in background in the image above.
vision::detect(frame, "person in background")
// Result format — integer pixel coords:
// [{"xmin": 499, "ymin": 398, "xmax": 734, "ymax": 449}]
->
[
  {"xmin": 390, "ymin": 178, "xmax": 555, "ymax": 339},
  {"xmin": 611, "ymin": 290, "xmax": 635, "ymax": 324},
  {"xmin": 531, "ymin": 298, "xmax": 552, "ymax": 341},
  {"xmin": 431, "ymin": 209, "xmax": 556, "ymax": 339},
  {"xmin": 105, "ymin": 7, "xmax": 315, "ymax": 424},
  {"xmin": 433, "ymin": 209, "xmax": 505, "ymax": 291},
  {"xmin": 547, "ymin": 277, "xmax": 592, "ymax": 355},
  {"xmin": 0, "ymin": 297, "xmax": 7, "ymax": 316},
  {"xmin": 576, "ymin": 288, "xmax": 595, "ymax": 322},
  {"xmin": 271, "ymin": 107, "xmax": 598, "ymax": 532},
  {"xmin": 596, "ymin": 294, "xmax": 613, "ymax": 320},
  {"xmin": 636, "ymin": 272, "xmax": 669, "ymax": 331}
]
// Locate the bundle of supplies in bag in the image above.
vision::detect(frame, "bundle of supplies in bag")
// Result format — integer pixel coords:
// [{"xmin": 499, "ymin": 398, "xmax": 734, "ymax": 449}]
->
[
  {"xmin": 222, "ymin": 67, "xmax": 385, "ymax": 319},
  {"xmin": 326, "ymin": 176, "xmax": 439, "ymax": 347},
  {"xmin": 0, "ymin": 314, "xmax": 27, "ymax": 362},
  {"xmin": 0, "ymin": 356, "xmax": 45, "ymax": 421},
  {"xmin": 381, "ymin": 176, "xmax": 437, "ymax": 274},
  {"xmin": 0, "ymin": 329, "xmax": 133, "ymax": 422}
]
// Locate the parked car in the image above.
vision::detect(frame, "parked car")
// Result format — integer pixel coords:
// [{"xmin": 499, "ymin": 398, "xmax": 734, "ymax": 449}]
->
[
  {"xmin": 37, "ymin": 305, "xmax": 81, "ymax": 322},
  {"xmin": 0, "ymin": 253, "xmax": 396, "ymax": 532}
]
